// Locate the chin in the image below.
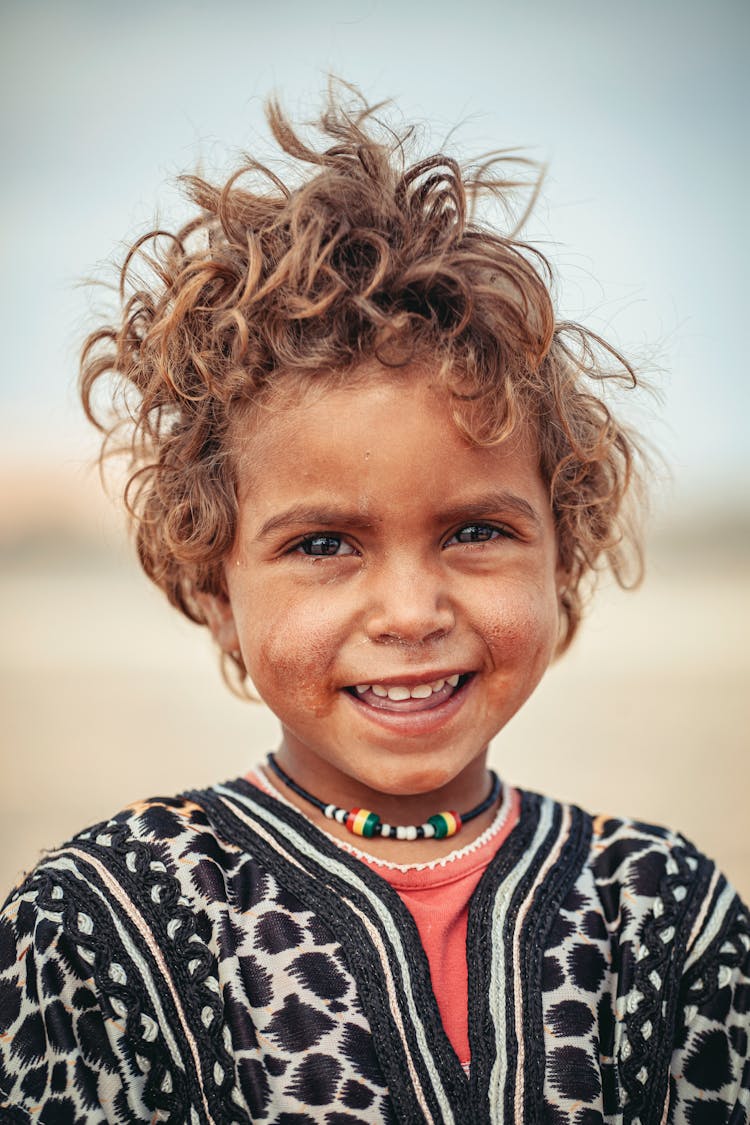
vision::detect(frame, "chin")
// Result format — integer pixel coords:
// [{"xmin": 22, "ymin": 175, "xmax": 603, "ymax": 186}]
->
[{"xmin": 359, "ymin": 757, "xmax": 470, "ymax": 799}]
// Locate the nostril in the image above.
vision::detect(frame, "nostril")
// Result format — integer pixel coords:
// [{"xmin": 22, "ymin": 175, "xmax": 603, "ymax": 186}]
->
[{"xmin": 363, "ymin": 576, "xmax": 455, "ymax": 647}]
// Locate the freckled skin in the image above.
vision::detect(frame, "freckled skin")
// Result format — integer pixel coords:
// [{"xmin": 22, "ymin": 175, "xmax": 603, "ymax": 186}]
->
[{"xmin": 204, "ymin": 369, "xmax": 564, "ymax": 851}]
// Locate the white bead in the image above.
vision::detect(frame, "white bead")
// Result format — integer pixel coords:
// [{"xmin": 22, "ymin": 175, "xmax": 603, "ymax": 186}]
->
[
  {"xmin": 381, "ymin": 825, "xmax": 391, "ymax": 837},
  {"xmin": 335, "ymin": 808, "xmax": 347, "ymax": 823},
  {"xmin": 422, "ymin": 823, "xmax": 436, "ymax": 838},
  {"xmin": 405, "ymin": 826, "xmax": 418, "ymax": 841},
  {"xmin": 324, "ymin": 804, "xmax": 336, "ymax": 819},
  {"xmin": 396, "ymin": 826, "xmax": 408, "ymax": 840}
]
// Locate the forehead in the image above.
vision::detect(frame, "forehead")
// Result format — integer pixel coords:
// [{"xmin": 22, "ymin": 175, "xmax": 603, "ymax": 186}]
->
[{"xmin": 229, "ymin": 368, "xmax": 547, "ymax": 516}]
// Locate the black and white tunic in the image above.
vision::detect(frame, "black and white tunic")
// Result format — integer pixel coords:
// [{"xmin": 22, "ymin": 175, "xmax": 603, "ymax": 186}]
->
[{"xmin": 0, "ymin": 776, "xmax": 748, "ymax": 1123}]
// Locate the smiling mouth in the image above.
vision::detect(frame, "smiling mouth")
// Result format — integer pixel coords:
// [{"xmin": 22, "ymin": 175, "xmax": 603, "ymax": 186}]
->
[{"xmin": 345, "ymin": 673, "xmax": 473, "ymax": 712}]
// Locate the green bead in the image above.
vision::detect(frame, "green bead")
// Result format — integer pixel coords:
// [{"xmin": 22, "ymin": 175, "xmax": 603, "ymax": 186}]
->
[
  {"xmin": 427, "ymin": 813, "xmax": 449, "ymax": 839},
  {"xmin": 362, "ymin": 812, "xmax": 380, "ymax": 838}
]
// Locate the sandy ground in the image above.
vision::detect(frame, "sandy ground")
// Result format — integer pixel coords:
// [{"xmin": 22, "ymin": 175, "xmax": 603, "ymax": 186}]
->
[{"xmin": 1, "ymin": 470, "xmax": 749, "ymax": 901}]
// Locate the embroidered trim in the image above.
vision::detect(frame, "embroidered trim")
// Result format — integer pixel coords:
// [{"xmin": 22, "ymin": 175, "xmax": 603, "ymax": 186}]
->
[
  {"xmin": 615, "ymin": 839, "xmax": 707, "ymax": 1123},
  {"xmin": 43, "ymin": 820, "xmax": 251, "ymax": 1125},
  {"xmin": 681, "ymin": 897, "xmax": 750, "ymax": 1026},
  {"xmin": 28, "ymin": 861, "xmax": 188, "ymax": 1123}
]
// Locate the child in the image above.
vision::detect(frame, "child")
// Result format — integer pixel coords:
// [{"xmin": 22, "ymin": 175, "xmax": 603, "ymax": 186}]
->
[{"xmin": 1, "ymin": 87, "xmax": 748, "ymax": 1124}]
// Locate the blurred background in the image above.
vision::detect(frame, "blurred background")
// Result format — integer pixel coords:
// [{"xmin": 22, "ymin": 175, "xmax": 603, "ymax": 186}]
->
[{"xmin": 1, "ymin": 0, "xmax": 748, "ymax": 898}]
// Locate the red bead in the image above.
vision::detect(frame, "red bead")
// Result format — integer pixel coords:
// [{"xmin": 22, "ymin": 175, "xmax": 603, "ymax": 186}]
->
[{"xmin": 345, "ymin": 808, "xmax": 360, "ymax": 832}]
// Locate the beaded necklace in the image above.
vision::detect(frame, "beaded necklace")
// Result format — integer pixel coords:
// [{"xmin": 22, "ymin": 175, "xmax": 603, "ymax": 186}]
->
[{"xmin": 266, "ymin": 753, "xmax": 501, "ymax": 840}]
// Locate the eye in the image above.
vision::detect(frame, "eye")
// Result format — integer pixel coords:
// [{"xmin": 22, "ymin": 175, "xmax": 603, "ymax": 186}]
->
[
  {"xmin": 446, "ymin": 523, "xmax": 511, "ymax": 546},
  {"xmin": 296, "ymin": 534, "xmax": 356, "ymax": 557}
]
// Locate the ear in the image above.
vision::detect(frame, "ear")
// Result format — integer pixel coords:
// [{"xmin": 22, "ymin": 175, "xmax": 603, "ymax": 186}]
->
[{"xmin": 196, "ymin": 592, "xmax": 241, "ymax": 657}]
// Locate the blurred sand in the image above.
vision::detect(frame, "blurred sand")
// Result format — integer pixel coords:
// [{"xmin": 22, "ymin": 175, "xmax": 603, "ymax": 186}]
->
[{"xmin": 1, "ymin": 465, "xmax": 749, "ymax": 901}]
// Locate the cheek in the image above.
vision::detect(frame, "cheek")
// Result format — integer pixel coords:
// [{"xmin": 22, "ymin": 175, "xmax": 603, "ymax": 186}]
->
[
  {"xmin": 240, "ymin": 594, "xmax": 346, "ymax": 711},
  {"xmin": 477, "ymin": 582, "xmax": 560, "ymax": 668}
]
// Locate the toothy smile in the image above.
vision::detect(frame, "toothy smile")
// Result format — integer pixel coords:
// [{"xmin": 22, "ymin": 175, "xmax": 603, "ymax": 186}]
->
[
  {"xmin": 354, "ymin": 674, "xmax": 461, "ymax": 700},
  {"xmin": 345, "ymin": 672, "xmax": 472, "ymax": 714}
]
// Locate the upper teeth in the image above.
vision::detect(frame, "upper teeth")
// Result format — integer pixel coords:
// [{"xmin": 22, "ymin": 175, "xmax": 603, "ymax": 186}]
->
[{"xmin": 355, "ymin": 674, "xmax": 460, "ymax": 701}]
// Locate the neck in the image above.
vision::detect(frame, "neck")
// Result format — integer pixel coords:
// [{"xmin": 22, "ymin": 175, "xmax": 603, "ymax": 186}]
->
[
  {"xmin": 273, "ymin": 741, "xmax": 494, "ymax": 828},
  {"xmin": 259, "ymin": 750, "xmax": 503, "ymax": 863}
]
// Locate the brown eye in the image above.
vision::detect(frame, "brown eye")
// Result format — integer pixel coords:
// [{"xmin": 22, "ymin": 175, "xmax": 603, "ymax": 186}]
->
[
  {"xmin": 451, "ymin": 524, "xmax": 502, "ymax": 544},
  {"xmin": 298, "ymin": 535, "xmax": 354, "ymax": 557}
]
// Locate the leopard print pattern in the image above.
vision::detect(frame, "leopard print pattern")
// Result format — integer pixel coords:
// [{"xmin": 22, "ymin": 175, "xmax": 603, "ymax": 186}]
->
[
  {"xmin": 536, "ymin": 813, "xmax": 750, "ymax": 1124},
  {"xmin": 537, "ymin": 859, "xmax": 617, "ymax": 1119},
  {"xmin": 0, "ymin": 797, "xmax": 393, "ymax": 1123}
]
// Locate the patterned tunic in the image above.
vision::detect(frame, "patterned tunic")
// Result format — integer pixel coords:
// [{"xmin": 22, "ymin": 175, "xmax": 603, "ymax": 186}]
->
[{"xmin": 0, "ymin": 776, "xmax": 748, "ymax": 1123}]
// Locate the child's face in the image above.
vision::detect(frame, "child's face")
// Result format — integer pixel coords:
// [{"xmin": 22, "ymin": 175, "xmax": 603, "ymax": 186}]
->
[{"xmin": 206, "ymin": 368, "xmax": 563, "ymax": 804}]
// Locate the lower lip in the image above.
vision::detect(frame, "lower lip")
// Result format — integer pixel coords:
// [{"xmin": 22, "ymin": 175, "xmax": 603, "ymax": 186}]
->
[{"xmin": 343, "ymin": 676, "xmax": 473, "ymax": 736}]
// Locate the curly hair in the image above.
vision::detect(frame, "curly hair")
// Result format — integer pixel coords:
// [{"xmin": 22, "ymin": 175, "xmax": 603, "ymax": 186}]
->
[{"xmin": 80, "ymin": 84, "xmax": 646, "ymax": 690}]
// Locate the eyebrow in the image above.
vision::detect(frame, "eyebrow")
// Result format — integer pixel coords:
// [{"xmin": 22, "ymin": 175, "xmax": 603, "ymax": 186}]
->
[
  {"xmin": 255, "ymin": 504, "xmax": 375, "ymax": 540},
  {"xmin": 438, "ymin": 491, "xmax": 543, "ymax": 531},
  {"xmin": 254, "ymin": 490, "xmax": 542, "ymax": 540}
]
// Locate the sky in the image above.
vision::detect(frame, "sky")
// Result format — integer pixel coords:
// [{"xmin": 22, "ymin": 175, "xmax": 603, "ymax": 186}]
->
[{"xmin": 1, "ymin": 0, "xmax": 748, "ymax": 511}]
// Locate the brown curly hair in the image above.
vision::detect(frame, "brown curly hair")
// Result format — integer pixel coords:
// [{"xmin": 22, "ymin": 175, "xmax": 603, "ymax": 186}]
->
[{"xmin": 80, "ymin": 84, "xmax": 646, "ymax": 690}]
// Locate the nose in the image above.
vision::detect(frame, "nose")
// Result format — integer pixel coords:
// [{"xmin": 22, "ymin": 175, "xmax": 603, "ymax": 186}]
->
[{"xmin": 363, "ymin": 553, "xmax": 456, "ymax": 647}]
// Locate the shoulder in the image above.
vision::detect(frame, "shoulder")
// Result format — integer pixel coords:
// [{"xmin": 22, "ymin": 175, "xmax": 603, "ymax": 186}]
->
[
  {"xmin": 520, "ymin": 789, "xmax": 742, "ymax": 936},
  {"xmin": 0, "ymin": 780, "xmax": 278, "ymax": 1120},
  {"xmin": 3, "ymin": 779, "xmax": 262, "ymax": 911},
  {"xmin": 516, "ymin": 788, "xmax": 747, "ymax": 999},
  {"xmin": 582, "ymin": 807, "xmax": 748, "ymax": 1012},
  {"xmin": 584, "ymin": 807, "xmax": 744, "ymax": 950}
]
